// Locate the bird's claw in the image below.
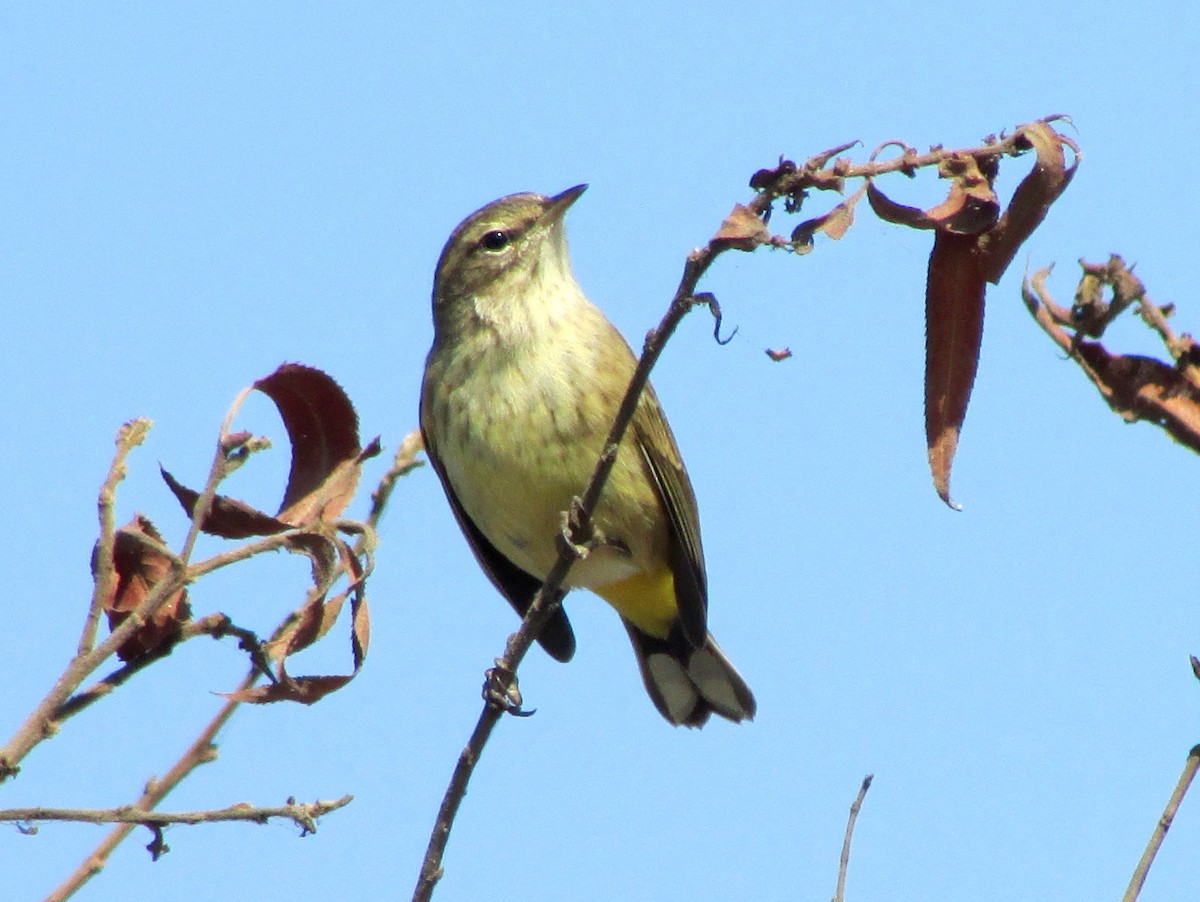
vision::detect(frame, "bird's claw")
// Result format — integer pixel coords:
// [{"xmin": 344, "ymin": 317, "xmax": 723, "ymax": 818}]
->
[
  {"xmin": 483, "ymin": 662, "xmax": 535, "ymax": 717},
  {"xmin": 558, "ymin": 499, "xmax": 604, "ymax": 560}
]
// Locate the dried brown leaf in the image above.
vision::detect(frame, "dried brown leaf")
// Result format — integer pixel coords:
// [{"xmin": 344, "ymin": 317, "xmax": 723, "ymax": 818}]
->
[
  {"xmin": 161, "ymin": 467, "xmax": 292, "ymax": 539},
  {"xmin": 865, "ymin": 181, "xmax": 931, "ymax": 229},
  {"xmin": 1071, "ymin": 344, "xmax": 1200, "ymax": 452},
  {"xmin": 163, "ymin": 364, "xmax": 376, "ymax": 537},
  {"xmin": 712, "ymin": 204, "xmax": 770, "ymax": 251},
  {"xmin": 253, "ymin": 534, "xmax": 370, "ymax": 702},
  {"xmin": 867, "ymin": 156, "xmax": 998, "ymax": 235},
  {"xmin": 925, "ymin": 156, "xmax": 1000, "ymax": 235},
  {"xmin": 791, "ymin": 184, "xmax": 867, "ymax": 250},
  {"xmin": 749, "ymin": 159, "xmax": 797, "ymax": 192},
  {"xmin": 925, "ymin": 231, "xmax": 987, "ymax": 510},
  {"xmin": 979, "ymin": 121, "xmax": 1079, "ymax": 284},
  {"xmin": 95, "ymin": 515, "xmax": 191, "ymax": 660},
  {"xmin": 351, "ymin": 582, "xmax": 370, "ymax": 668},
  {"xmin": 224, "ymin": 675, "xmax": 354, "ymax": 705},
  {"xmin": 263, "ymin": 533, "xmax": 341, "ymax": 663}
]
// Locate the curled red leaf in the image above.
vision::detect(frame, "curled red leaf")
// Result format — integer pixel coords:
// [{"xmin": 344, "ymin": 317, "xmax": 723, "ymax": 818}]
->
[
  {"xmin": 980, "ymin": 121, "xmax": 1080, "ymax": 284},
  {"xmin": 94, "ymin": 515, "xmax": 191, "ymax": 661},
  {"xmin": 164, "ymin": 364, "xmax": 377, "ymax": 537},
  {"xmin": 161, "ymin": 467, "xmax": 292, "ymax": 538},
  {"xmin": 864, "ymin": 118, "xmax": 1075, "ymax": 507}
]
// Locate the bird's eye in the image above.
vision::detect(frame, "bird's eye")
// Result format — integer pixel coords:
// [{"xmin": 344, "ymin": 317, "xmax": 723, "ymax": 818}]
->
[{"xmin": 480, "ymin": 230, "xmax": 510, "ymax": 252}]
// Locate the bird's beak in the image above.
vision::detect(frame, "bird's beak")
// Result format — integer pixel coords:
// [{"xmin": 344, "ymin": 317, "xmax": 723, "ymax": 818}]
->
[{"xmin": 543, "ymin": 184, "xmax": 588, "ymax": 224}]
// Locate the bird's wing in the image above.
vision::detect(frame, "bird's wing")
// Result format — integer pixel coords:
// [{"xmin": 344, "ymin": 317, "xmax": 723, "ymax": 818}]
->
[{"xmin": 633, "ymin": 388, "xmax": 708, "ymax": 648}]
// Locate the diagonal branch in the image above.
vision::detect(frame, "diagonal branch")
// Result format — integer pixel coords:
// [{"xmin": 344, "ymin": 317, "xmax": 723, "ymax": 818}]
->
[
  {"xmin": 54, "ymin": 613, "xmax": 270, "ymax": 722},
  {"xmin": 1121, "ymin": 744, "xmax": 1200, "ymax": 902},
  {"xmin": 44, "ymin": 668, "xmax": 259, "ymax": 901},
  {"xmin": 1121, "ymin": 657, "xmax": 1200, "ymax": 902}
]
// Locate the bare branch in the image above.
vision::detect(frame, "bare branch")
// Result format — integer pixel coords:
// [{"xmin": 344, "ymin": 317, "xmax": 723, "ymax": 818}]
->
[
  {"xmin": 79, "ymin": 418, "xmax": 152, "ymax": 656},
  {"xmin": 55, "ymin": 613, "xmax": 270, "ymax": 722},
  {"xmin": 0, "ymin": 795, "xmax": 351, "ymax": 833},
  {"xmin": 46, "ymin": 668, "xmax": 259, "ymax": 901},
  {"xmin": 833, "ymin": 775, "xmax": 874, "ymax": 902},
  {"xmin": 0, "ymin": 561, "xmax": 186, "ymax": 783},
  {"xmin": 0, "ymin": 405, "xmax": 265, "ymax": 782},
  {"xmin": 750, "ymin": 117, "xmax": 1078, "ymax": 209},
  {"xmin": 1122, "ymin": 745, "xmax": 1200, "ymax": 902}
]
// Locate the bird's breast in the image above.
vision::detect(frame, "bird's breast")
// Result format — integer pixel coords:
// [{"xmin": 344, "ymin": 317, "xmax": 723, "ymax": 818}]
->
[{"xmin": 427, "ymin": 331, "xmax": 662, "ymax": 587}]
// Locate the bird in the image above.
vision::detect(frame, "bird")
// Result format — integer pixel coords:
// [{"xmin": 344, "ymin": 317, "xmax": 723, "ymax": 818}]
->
[{"xmin": 420, "ymin": 184, "xmax": 754, "ymax": 726}]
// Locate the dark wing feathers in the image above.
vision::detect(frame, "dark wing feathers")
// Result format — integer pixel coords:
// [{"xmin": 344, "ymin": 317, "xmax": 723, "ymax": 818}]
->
[{"xmin": 633, "ymin": 391, "xmax": 708, "ymax": 648}]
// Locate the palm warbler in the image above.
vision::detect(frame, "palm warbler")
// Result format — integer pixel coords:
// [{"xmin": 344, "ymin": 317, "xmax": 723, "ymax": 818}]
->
[{"xmin": 420, "ymin": 185, "xmax": 755, "ymax": 726}]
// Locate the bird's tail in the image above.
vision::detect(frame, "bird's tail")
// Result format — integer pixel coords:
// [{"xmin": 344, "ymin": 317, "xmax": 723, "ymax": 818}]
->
[{"xmin": 624, "ymin": 622, "xmax": 756, "ymax": 727}]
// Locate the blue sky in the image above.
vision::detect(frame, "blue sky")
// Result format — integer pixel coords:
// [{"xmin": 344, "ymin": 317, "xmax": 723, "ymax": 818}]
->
[{"xmin": 3, "ymin": 4, "xmax": 1198, "ymax": 900}]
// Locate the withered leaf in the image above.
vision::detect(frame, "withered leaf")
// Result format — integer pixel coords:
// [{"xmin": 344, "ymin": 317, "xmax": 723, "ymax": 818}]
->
[
  {"xmin": 712, "ymin": 204, "xmax": 770, "ymax": 251},
  {"xmin": 1025, "ymin": 271, "xmax": 1200, "ymax": 454},
  {"xmin": 224, "ymin": 675, "xmax": 354, "ymax": 706},
  {"xmin": 791, "ymin": 184, "xmax": 867, "ymax": 250},
  {"xmin": 95, "ymin": 515, "xmax": 192, "ymax": 661},
  {"xmin": 980, "ymin": 121, "xmax": 1080, "ymax": 284},
  {"xmin": 925, "ymin": 231, "xmax": 987, "ymax": 510},
  {"xmin": 164, "ymin": 363, "xmax": 377, "ymax": 537},
  {"xmin": 867, "ymin": 119, "xmax": 1075, "ymax": 508},
  {"xmin": 749, "ymin": 159, "xmax": 797, "ymax": 191},
  {"xmin": 245, "ymin": 534, "xmax": 370, "ymax": 704},
  {"xmin": 1070, "ymin": 346, "xmax": 1200, "ymax": 451},
  {"xmin": 263, "ymin": 534, "xmax": 342, "ymax": 663},
  {"xmin": 255, "ymin": 364, "xmax": 364, "ymax": 515},
  {"xmin": 161, "ymin": 467, "xmax": 292, "ymax": 538},
  {"xmin": 867, "ymin": 156, "xmax": 998, "ymax": 236},
  {"xmin": 865, "ymin": 180, "xmax": 931, "ymax": 229}
]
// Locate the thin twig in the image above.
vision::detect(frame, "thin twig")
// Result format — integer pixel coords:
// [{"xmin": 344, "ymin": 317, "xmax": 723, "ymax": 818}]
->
[
  {"xmin": 55, "ymin": 613, "xmax": 269, "ymax": 722},
  {"xmin": 45, "ymin": 668, "xmax": 259, "ymax": 902},
  {"xmin": 1, "ymin": 795, "xmax": 352, "ymax": 831},
  {"xmin": 1121, "ymin": 745, "xmax": 1200, "ymax": 902},
  {"xmin": 186, "ymin": 531, "xmax": 299, "ymax": 580},
  {"xmin": 0, "ymin": 553, "xmax": 186, "ymax": 783},
  {"xmin": 369, "ymin": 429, "xmax": 425, "ymax": 530},
  {"xmin": 79, "ymin": 419, "xmax": 152, "ymax": 657},
  {"xmin": 833, "ymin": 775, "xmax": 874, "ymax": 902},
  {"xmin": 754, "ymin": 120, "xmax": 1077, "ymax": 203},
  {"xmin": 0, "ymin": 395, "xmax": 263, "ymax": 783}
]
